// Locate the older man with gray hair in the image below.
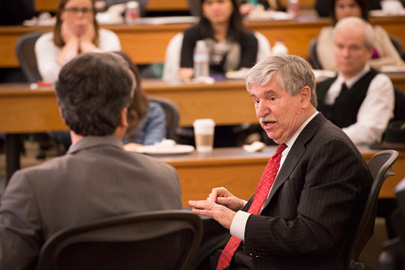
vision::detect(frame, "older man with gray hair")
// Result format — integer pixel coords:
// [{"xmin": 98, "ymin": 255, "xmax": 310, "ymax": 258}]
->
[
  {"xmin": 317, "ymin": 17, "xmax": 394, "ymax": 146},
  {"xmin": 189, "ymin": 54, "xmax": 373, "ymax": 269}
]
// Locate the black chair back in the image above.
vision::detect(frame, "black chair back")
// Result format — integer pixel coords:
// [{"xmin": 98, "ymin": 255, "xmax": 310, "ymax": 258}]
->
[
  {"xmin": 37, "ymin": 210, "xmax": 203, "ymax": 270},
  {"xmin": 15, "ymin": 31, "xmax": 44, "ymax": 83},
  {"xmin": 389, "ymin": 35, "xmax": 404, "ymax": 59},
  {"xmin": 394, "ymin": 88, "xmax": 405, "ymax": 121},
  {"xmin": 309, "ymin": 37, "xmax": 323, "ymax": 70},
  {"xmin": 349, "ymin": 150, "xmax": 398, "ymax": 269}
]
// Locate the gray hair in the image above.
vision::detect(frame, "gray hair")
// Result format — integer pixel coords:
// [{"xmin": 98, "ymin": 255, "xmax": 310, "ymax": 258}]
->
[
  {"xmin": 333, "ymin": 17, "xmax": 374, "ymax": 49},
  {"xmin": 246, "ymin": 54, "xmax": 317, "ymax": 107}
]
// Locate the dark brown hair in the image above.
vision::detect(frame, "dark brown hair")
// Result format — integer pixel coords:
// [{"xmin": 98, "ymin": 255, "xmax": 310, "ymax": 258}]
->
[
  {"xmin": 112, "ymin": 51, "xmax": 150, "ymax": 136},
  {"xmin": 330, "ymin": 0, "xmax": 369, "ymax": 25},
  {"xmin": 197, "ymin": 0, "xmax": 245, "ymax": 42}
]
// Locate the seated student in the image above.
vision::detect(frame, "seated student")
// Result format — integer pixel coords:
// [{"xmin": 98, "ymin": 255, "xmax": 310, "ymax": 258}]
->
[
  {"xmin": 0, "ymin": 52, "xmax": 182, "ymax": 269},
  {"xmin": 179, "ymin": 0, "xmax": 258, "ymax": 81},
  {"xmin": 317, "ymin": 17, "xmax": 394, "ymax": 145},
  {"xmin": 188, "ymin": 0, "xmax": 284, "ymax": 17},
  {"xmin": 316, "ymin": 0, "xmax": 404, "ymax": 72},
  {"xmin": 315, "ymin": 0, "xmax": 382, "ymax": 17},
  {"xmin": 112, "ymin": 51, "xmax": 166, "ymax": 151},
  {"xmin": 35, "ymin": 0, "xmax": 121, "ymax": 82}
]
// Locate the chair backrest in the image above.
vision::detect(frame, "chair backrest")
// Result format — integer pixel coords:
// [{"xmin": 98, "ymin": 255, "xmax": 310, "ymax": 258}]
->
[
  {"xmin": 389, "ymin": 35, "xmax": 404, "ymax": 59},
  {"xmin": 379, "ymin": 236, "xmax": 405, "ymax": 270},
  {"xmin": 162, "ymin": 32, "xmax": 184, "ymax": 82},
  {"xmin": 37, "ymin": 210, "xmax": 203, "ymax": 270},
  {"xmin": 349, "ymin": 150, "xmax": 398, "ymax": 269},
  {"xmin": 15, "ymin": 31, "xmax": 44, "ymax": 83},
  {"xmin": 308, "ymin": 37, "xmax": 323, "ymax": 70},
  {"xmin": 149, "ymin": 96, "xmax": 180, "ymax": 140},
  {"xmin": 254, "ymin": 31, "xmax": 272, "ymax": 61},
  {"xmin": 162, "ymin": 31, "xmax": 272, "ymax": 82},
  {"xmin": 393, "ymin": 88, "xmax": 405, "ymax": 121}
]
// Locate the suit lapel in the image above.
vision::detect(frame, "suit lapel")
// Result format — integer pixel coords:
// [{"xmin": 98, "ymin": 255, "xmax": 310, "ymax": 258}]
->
[{"xmin": 267, "ymin": 113, "xmax": 328, "ymax": 201}]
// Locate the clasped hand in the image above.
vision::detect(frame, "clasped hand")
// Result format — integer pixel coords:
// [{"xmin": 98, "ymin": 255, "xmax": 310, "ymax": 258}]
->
[{"xmin": 189, "ymin": 187, "xmax": 245, "ymax": 229}]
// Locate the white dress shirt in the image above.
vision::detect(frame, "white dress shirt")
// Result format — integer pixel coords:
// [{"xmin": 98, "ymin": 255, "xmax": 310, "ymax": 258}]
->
[
  {"xmin": 326, "ymin": 65, "xmax": 394, "ymax": 145},
  {"xmin": 230, "ymin": 112, "xmax": 319, "ymax": 241},
  {"xmin": 35, "ymin": 29, "xmax": 121, "ymax": 82}
]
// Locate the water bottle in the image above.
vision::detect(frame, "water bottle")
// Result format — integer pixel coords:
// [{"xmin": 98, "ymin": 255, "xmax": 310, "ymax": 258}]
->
[
  {"xmin": 272, "ymin": 39, "xmax": 289, "ymax": 55},
  {"xmin": 125, "ymin": 1, "xmax": 140, "ymax": 25},
  {"xmin": 193, "ymin": 40, "xmax": 209, "ymax": 79}
]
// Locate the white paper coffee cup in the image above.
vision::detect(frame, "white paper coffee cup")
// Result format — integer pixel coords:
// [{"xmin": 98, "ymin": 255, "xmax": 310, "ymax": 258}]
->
[{"xmin": 193, "ymin": 119, "xmax": 215, "ymax": 152}]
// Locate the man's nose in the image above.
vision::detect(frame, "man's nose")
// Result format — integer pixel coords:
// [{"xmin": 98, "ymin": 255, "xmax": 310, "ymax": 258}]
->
[{"xmin": 257, "ymin": 101, "xmax": 270, "ymax": 117}]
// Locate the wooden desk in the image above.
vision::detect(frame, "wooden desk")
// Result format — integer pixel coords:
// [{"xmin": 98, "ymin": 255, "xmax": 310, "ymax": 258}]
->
[
  {"xmin": 1, "ymin": 78, "xmax": 404, "ymax": 179},
  {"xmin": 0, "ymin": 81, "xmax": 257, "ymax": 131},
  {"xmin": 1, "ymin": 16, "xmax": 404, "ymax": 68},
  {"xmin": 153, "ymin": 146, "xmax": 405, "ymax": 206},
  {"xmin": 1, "ymin": 73, "xmax": 404, "ymax": 132},
  {"xmin": 35, "ymin": 0, "xmax": 190, "ymax": 13},
  {"xmin": 34, "ymin": 0, "xmax": 316, "ymax": 12}
]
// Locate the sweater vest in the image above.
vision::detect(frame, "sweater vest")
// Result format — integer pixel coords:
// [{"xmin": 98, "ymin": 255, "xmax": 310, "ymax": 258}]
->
[{"xmin": 316, "ymin": 68, "xmax": 379, "ymax": 128}]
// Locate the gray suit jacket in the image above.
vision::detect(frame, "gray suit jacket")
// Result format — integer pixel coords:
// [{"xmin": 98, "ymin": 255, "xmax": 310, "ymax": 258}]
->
[
  {"xmin": 0, "ymin": 136, "xmax": 182, "ymax": 269},
  {"xmin": 234, "ymin": 113, "xmax": 373, "ymax": 269}
]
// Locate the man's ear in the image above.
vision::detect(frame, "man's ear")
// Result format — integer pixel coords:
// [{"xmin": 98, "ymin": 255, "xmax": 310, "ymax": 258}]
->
[
  {"xmin": 120, "ymin": 107, "xmax": 128, "ymax": 129},
  {"xmin": 58, "ymin": 107, "xmax": 66, "ymax": 124},
  {"xmin": 299, "ymin": 86, "xmax": 311, "ymax": 108},
  {"xmin": 367, "ymin": 46, "xmax": 373, "ymax": 60}
]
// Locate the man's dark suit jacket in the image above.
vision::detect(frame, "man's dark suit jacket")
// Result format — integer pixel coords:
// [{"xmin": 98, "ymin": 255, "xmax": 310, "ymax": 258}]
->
[
  {"xmin": 0, "ymin": 136, "xmax": 182, "ymax": 269},
  {"xmin": 233, "ymin": 113, "xmax": 373, "ymax": 269}
]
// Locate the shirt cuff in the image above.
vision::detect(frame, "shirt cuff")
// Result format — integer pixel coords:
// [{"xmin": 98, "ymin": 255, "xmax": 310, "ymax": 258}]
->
[{"xmin": 230, "ymin": 210, "xmax": 251, "ymax": 241}]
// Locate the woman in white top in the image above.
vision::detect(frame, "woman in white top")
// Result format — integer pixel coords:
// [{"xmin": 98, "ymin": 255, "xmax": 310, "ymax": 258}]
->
[
  {"xmin": 316, "ymin": 0, "xmax": 404, "ymax": 72},
  {"xmin": 35, "ymin": 0, "xmax": 121, "ymax": 82}
]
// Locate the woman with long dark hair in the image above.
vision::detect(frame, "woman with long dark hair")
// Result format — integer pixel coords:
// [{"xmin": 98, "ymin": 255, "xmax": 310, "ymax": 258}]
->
[{"xmin": 179, "ymin": 0, "xmax": 258, "ymax": 80}]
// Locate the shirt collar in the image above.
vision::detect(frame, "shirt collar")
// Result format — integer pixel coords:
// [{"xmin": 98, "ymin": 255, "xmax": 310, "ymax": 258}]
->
[
  {"xmin": 337, "ymin": 65, "xmax": 370, "ymax": 88},
  {"xmin": 67, "ymin": 135, "xmax": 123, "ymax": 154},
  {"xmin": 284, "ymin": 111, "xmax": 319, "ymax": 152}
]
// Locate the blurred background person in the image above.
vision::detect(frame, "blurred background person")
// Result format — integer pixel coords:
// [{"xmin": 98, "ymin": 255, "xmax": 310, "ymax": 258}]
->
[
  {"xmin": 179, "ymin": 0, "xmax": 258, "ymax": 81},
  {"xmin": 315, "ymin": 0, "xmax": 382, "ymax": 17},
  {"xmin": 316, "ymin": 0, "xmax": 404, "ymax": 71},
  {"xmin": 114, "ymin": 51, "xmax": 166, "ymax": 152},
  {"xmin": 188, "ymin": 0, "xmax": 284, "ymax": 17},
  {"xmin": 35, "ymin": 0, "xmax": 121, "ymax": 82},
  {"xmin": 317, "ymin": 17, "xmax": 394, "ymax": 146}
]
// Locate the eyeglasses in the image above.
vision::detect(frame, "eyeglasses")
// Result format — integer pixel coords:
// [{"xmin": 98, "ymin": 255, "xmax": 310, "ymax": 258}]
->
[{"xmin": 63, "ymin": 7, "xmax": 93, "ymax": 15}]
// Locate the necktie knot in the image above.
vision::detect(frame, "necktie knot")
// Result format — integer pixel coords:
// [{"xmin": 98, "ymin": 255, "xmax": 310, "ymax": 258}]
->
[
  {"xmin": 276, "ymin": 143, "xmax": 287, "ymax": 154},
  {"xmin": 341, "ymin": 82, "xmax": 348, "ymax": 92}
]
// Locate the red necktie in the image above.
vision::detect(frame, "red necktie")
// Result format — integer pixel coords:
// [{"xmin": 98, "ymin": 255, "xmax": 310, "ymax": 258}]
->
[{"xmin": 216, "ymin": 143, "xmax": 287, "ymax": 270}]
